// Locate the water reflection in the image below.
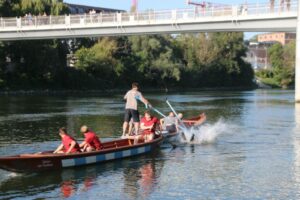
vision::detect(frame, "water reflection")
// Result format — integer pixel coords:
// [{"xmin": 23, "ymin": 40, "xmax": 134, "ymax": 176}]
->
[
  {"xmin": 294, "ymin": 103, "xmax": 300, "ymax": 196},
  {"xmin": 0, "ymin": 152, "xmax": 164, "ymax": 199},
  {"xmin": 123, "ymin": 152, "xmax": 164, "ymax": 199}
]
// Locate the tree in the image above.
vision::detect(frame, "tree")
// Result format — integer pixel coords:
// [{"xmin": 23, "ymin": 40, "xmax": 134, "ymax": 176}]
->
[
  {"xmin": 176, "ymin": 32, "xmax": 254, "ymax": 87},
  {"xmin": 268, "ymin": 43, "xmax": 283, "ymax": 70},
  {"xmin": 257, "ymin": 42, "xmax": 295, "ymax": 88},
  {"xmin": 126, "ymin": 35, "xmax": 182, "ymax": 88},
  {"xmin": 0, "ymin": 0, "xmax": 70, "ymax": 89},
  {"xmin": 75, "ymin": 37, "xmax": 123, "ymax": 87}
]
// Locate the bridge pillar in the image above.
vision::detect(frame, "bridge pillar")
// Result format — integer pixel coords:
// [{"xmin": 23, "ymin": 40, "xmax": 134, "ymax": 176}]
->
[{"xmin": 296, "ymin": 0, "xmax": 300, "ymax": 103}]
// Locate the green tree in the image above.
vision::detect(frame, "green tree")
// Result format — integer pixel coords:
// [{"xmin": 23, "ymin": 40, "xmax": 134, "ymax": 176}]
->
[
  {"xmin": 75, "ymin": 37, "xmax": 123, "ymax": 87},
  {"xmin": 257, "ymin": 42, "xmax": 295, "ymax": 88},
  {"xmin": 177, "ymin": 32, "xmax": 254, "ymax": 87},
  {"xmin": 268, "ymin": 43, "xmax": 283, "ymax": 70},
  {"xmin": 129, "ymin": 35, "xmax": 182, "ymax": 87},
  {"xmin": 0, "ymin": 0, "xmax": 70, "ymax": 89}
]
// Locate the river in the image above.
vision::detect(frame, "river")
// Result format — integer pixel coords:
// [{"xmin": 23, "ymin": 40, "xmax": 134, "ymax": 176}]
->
[{"xmin": 0, "ymin": 89, "xmax": 299, "ymax": 199}]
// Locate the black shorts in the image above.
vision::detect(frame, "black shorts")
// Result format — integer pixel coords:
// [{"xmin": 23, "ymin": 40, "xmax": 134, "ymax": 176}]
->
[{"xmin": 124, "ymin": 109, "xmax": 140, "ymax": 123}]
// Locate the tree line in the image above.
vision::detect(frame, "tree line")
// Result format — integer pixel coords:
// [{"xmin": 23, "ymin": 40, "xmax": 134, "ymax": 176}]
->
[
  {"xmin": 255, "ymin": 41, "xmax": 295, "ymax": 88},
  {"xmin": 0, "ymin": 0, "xmax": 254, "ymax": 90}
]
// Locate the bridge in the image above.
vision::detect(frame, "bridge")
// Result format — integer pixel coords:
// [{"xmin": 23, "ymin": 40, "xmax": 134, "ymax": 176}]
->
[
  {"xmin": 1, "ymin": 0, "xmax": 300, "ymax": 102},
  {"xmin": 0, "ymin": 1, "xmax": 297, "ymax": 40}
]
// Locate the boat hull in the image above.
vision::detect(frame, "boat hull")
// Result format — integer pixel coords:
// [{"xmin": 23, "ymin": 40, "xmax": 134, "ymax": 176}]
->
[
  {"xmin": 163, "ymin": 113, "xmax": 206, "ymax": 140},
  {"xmin": 0, "ymin": 136, "xmax": 163, "ymax": 173}
]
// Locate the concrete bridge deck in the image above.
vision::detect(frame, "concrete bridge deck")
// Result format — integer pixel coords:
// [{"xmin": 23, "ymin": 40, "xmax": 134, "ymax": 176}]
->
[{"xmin": 0, "ymin": 0, "xmax": 297, "ymax": 40}]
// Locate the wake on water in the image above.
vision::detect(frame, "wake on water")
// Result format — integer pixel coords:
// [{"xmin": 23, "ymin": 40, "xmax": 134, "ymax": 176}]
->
[
  {"xmin": 179, "ymin": 119, "xmax": 234, "ymax": 144},
  {"xmin": 0, "ymin": 171, "xmax": 21, "ymax": 185}
]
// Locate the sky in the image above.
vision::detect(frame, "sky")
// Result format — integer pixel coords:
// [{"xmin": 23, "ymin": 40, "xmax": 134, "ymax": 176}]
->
[
  {"xmin": 64, "ymin": 0, "xmax": 262, "ymax": 39},
  {"xmin": 64, "ymin": 0, "xmax": 260, "ymax": 10}
]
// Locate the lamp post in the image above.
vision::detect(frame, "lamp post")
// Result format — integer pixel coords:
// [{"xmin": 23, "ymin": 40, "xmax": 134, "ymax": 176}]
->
[
  {"xmin": 296, "ymin": 0, "xmax": 300, "ymax": 102},
  {"xmin": 264, "ymin": 45, "xmax": 268, "ymax": 69}
]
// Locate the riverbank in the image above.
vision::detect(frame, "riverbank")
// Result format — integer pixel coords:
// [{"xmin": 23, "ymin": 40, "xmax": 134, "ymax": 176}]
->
[{"xmin": 0, "ymin": 86, "xmax": 258, "ymax": 96}]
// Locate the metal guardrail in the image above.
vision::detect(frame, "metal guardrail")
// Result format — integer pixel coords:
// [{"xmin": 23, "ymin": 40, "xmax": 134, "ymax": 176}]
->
[{"xmin": 0, "ymin": 0, "xmax": 298, "ymax": 31}]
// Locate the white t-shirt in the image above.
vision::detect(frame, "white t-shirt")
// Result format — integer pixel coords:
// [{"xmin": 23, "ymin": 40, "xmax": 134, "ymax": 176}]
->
[{"xmin": 124, "ymin": 89, "xmax": 143, "ymax": 110}]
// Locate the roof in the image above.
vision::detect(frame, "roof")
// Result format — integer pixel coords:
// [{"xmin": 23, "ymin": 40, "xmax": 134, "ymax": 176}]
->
[{"xmin": 65, "ymin": 3, "xmax": 125, "ymax": 13}]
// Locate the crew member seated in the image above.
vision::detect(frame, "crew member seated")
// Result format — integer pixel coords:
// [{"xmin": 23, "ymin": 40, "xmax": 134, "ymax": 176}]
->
[
  {"xmin": 53, "ymin": 127, "xmax": 81, "ymax": 154},
  {"xmin": 79, "ymin": 125, "xmax": 102, "ymax": 152},
  {"xmin": 160, "ymin": 112, "xmax": 177, "ymax": 133},
  {"xmin": 137, "ymin": 110, "xmax": 158, "ymax": 143}
]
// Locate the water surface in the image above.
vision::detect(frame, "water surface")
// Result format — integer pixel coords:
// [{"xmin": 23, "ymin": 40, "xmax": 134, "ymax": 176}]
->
[{"xmin": 0, "ymin": 90, "xmax": 299, "ymax": 199}]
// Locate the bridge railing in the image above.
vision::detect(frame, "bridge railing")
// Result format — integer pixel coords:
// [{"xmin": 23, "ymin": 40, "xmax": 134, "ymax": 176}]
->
[{"xmin": 0, "ymin": 0, "xmax": 298, "ymax": 30}]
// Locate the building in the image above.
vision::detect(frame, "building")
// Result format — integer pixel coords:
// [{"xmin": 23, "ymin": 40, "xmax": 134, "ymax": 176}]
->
[
  {"xmin": 245, "ymin": 42, "xmax": 273, "ymax": 70},
  {"xmin": 64, "ymin": 3, "xmax": 124, "ymax": 67},
  {"xmin": 65, "ymin": 3, "xmax": 124, "ymax": 14},
  {"xmin": 257, "ymin": 32, "xmax": 296, "ymax": 46}
]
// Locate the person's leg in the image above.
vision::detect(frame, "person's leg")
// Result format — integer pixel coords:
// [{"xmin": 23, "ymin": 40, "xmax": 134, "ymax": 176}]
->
[
  {"xmin": 54, "ymin": 150, "xmax": 65, "ymax": 154},
  {"xmin": 122, "ymin": 122, "xmax": 128, "ymax": 136},
  {"xmin": 123, "ymin": 109, "xmax": 131, "ymax": 136},
  {"xmin": 128, "ymin": 122, "xmax": 133, "ymax": 135},
  {"xmin": 134, "ymin": 134, "xmax": 142, "ymax": 144},
  {"xmin": 86, "ymin": 146, "xmax": 95, "ymax": 152},
  {"xmin": 132, "ymin": 110, "xmax": 140, "ymax": 135},
  {"xmin": 134, "ymin": 122, "xmax": 139, "ymax": 135},
  {"xmin": 148, "ymin": 133, "xmax": 154, "ymax": 141}
]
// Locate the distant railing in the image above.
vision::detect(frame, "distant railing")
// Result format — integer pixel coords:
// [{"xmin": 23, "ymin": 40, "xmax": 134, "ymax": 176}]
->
[{"xmin": 0, "ymin": 0, "xmax": 298, "ymax": 30}]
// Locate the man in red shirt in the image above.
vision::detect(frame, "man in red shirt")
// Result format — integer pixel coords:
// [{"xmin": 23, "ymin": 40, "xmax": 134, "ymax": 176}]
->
[
  {"xmin": 139, "ymin": 110, "xmax": 158, "ymax": 142},
  {"xmin": 79, "ymin": 125, "xmax": 102, "ymax": 152},
  {"xmin": 54, "ymin": 127, "xmax": 81, "ymax": 154}
]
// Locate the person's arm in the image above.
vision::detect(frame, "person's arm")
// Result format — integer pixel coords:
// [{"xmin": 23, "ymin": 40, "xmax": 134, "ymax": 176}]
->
[
  {"xmin": 53, "ymin": 144, "xmax": 64, "ymax": 154},
  {"xmin": 66, "ymin": 141, "xmax": 77, "ymax": 154},
  {"xmin": 140, "ymin": 122, "xmax": 153, "ymax": 130},
  {"xmin": 138, "ymin": 92, "xmax": 149, "ymax": 106},
  {"xmin": 124, "ymin": 92, "xmax": 128, "ymax": 100},
  {"xmin": 140, "ymin": 95, "xmax": 148, "ymax": 105},
  {"xmin": 175, "ymin": 119, "xmax": 179, "ymax": 132},
  {"xmin": 160, "ymin": 118, "xmax": 164, "ymax": 127}
]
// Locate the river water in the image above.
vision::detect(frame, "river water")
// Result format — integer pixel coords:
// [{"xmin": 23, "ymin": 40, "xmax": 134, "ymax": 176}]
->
[{"xmin": 0, "ymin": 89, "xmax": 299, "ymax": 199}]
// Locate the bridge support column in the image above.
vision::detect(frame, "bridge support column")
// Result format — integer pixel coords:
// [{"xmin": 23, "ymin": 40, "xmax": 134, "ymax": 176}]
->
[{"xmin": 296, "ymin": 0, "xmax": 300, "ymax": 103}]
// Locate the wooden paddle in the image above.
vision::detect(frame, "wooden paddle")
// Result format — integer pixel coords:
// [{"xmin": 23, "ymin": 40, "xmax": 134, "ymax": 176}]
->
[{"xmin": 165, "ymin": 99, "xmax": 193, "ymax": 142}]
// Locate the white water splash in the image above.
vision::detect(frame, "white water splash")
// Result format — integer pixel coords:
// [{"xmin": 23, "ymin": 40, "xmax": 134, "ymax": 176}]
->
[
  {"xmin": 0, "ymin": 171, "xmax": 22, "ymax": 185},
  {"xmin": 7, "ymin": 172, "xmax": 20, "ymax": 178},
  {"xmin": 180, "ymin": 119, "xmax": 233, "ymax": 144}
]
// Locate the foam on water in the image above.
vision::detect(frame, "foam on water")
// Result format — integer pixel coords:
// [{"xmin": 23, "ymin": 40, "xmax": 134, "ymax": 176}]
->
[
  {"xmin": 180, "ymin": 119, "xmax": 233, "ymax": 144},
  {"xmin": 0, "ymin": 170, "xmax": 22, "ymax": 185}
]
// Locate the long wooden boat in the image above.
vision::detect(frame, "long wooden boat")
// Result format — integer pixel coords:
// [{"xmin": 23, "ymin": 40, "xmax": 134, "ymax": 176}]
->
[
  {"xmin": 162, "ymin": 113, "xmax": 206, "ymax": 139},
  {"xmin": 183, "ymin": 113, "xmax": 207, "ymax": 127},
  {"xmin": 0, "ymin": 135, "xmax": 163, "ymax": 173}
]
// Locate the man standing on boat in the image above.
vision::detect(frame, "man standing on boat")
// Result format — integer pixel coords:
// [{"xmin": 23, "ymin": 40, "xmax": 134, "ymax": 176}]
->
[{"xmin": 122, "ymin": 82, "xmax": 150, "ymax": 137}]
